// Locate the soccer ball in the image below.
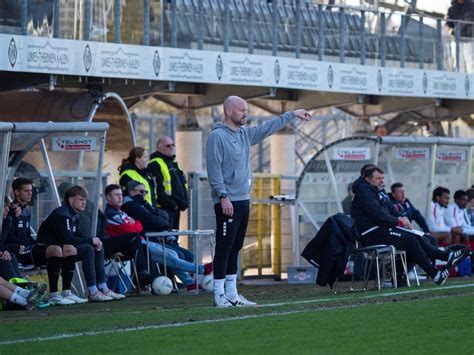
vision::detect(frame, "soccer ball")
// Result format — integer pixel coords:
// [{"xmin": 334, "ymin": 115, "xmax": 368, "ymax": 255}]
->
[
  {"xmin": 199, "ymin": 274, "xmax": 213, "ymax": 292},
  {"xmin": 152, "ymin": 276, "xmax": 173, "ymax": 296}
]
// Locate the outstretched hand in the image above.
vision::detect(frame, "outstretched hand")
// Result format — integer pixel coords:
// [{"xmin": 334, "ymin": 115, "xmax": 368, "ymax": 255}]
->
[{"xmin": 293, "ymin": 109, "xmax": 312, "ymax": 121}]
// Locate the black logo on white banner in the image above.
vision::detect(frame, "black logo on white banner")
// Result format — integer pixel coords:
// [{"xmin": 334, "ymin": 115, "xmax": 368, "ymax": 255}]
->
[
  {"xmin": 274, "ymin": 59, "xmax": 280, "ymax": 84},
  {"xmin": 8, "ymin": 38, "xmax": 17, "ymax": 68},
  {"xmin": 83, "ymin": 45, "xmax": 92, "ymax": 72},
  {"xmin": 153, "ymin": 50, "xmax": 161, "ymax": 77},
  {"xmin": 422, "ymin": 72, "xmax": 428, "ymax": 94},
  {"xmin": 465, "ymin": 75, "xmax": 470, "ymax": 97},
  {"xmin": 377, "ymin": 69, "xmax": 383, "ymax": 92},
  {"xmin": 327, "ymin": 65, "xmax": 334, "ymax": 89},
  {"xmin": 216, "ymin": 55, "xmax": 223, "ymax": 80}
]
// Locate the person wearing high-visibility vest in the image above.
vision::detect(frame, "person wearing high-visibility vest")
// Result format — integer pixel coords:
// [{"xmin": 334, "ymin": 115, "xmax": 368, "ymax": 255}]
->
[
  {"xmin": 148, "ymin": 137, "xmax": 189, "ymax": 230},
  {"xmin": 118, "ymin": 147, "xmax": 157, "ymax": 207}
]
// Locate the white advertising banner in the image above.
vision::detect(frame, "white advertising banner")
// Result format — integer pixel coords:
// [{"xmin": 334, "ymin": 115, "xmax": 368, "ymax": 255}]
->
[
  {"xmin": 52, "ymin": 136, "xmax": 97, "ymax": 151},
  {"xmin": 333, "ymin": 147, "xmax": 371, "ymax": 160},
  {"xmin": 436, "ymin": 150, "xmax": 467, "ymax": 162},
  {"xmin": 394, "ymin": 147, "xmax": 431, "ymax": 160},
  {"xmin": 1, "ymin": 34, "xmax": 473, "ymax": 100}
]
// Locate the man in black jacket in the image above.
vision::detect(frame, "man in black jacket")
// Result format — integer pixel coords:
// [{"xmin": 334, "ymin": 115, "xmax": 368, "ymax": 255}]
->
[
  {"xmin": 122, "ymin": 182, "xmax": 212, "ymax": 291},
  {"xmin": 38, "ymin": 186, "xmax": 123, "ymax": 304},
  {"xmin": 351, "ymin": 166, "xmax": 468, "ymax": 285},
  {"xmin": 447, "ymin": 0, "xmax": 474, "ymax": 37}
]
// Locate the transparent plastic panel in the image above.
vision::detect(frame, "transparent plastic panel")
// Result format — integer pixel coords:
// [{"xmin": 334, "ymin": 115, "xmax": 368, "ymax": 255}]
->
[
  {"xmin": 377, "ymin": 144, "xmax": 433, "ymax": 221},
  {"xmin": 434, "ymin": 145, "xmax": 470, "ymax": 198},
  {"xmin": 297, "ymin": 138, "xmax": 375, "ymax": 263},
  {"xmin": 12, "ymin": 131, "xmax": 105, "ymax": 238}
]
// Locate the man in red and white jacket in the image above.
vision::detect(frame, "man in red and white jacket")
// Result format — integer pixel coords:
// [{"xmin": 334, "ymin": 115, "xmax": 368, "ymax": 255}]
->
[
  {"xmin": 428, "ymin": 186, "xmax": 463, "ymax": 246},
  {"xmin": 445, "ymin": 190, "xmax": 474, "ymax": 241},
  {"xmin": 103, "ymin": 184, "xmax": 156, "ymax": 285}
]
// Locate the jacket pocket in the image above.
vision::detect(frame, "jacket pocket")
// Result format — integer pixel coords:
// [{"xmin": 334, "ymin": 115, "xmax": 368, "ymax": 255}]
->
[{"xmin": 223, "ymin": 170, "xmax": 236, "ymax": 185}]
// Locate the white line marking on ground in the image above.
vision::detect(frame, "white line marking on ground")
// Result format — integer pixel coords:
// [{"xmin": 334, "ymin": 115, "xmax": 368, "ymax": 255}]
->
[
  {"xmin": 262, "ymin": 283, "xmax": 474, "ymax": 307},
  {"xmin": 1, "ymin": 283, "xmax": 472, "ymax": 346}
]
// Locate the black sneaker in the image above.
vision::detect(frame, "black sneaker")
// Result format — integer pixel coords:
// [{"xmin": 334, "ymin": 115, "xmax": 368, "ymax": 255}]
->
[
  {"xmin": 446, "ymin": 247, "xmax": 470, "ymax": 270},
  {"xmin": 433, "ymin": 268, "xmax": 450, "ymax": 285}
]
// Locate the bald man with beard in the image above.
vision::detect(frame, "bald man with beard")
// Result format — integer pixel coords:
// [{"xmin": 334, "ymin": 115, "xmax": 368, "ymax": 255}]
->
[{"xmin": 206, "ymin": 95, "xmax": 311, "ymax": 308}]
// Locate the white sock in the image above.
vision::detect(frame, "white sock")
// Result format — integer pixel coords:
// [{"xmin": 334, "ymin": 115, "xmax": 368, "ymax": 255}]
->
[
  {"xmin": 225, "ymin": 274, "xmax": 238, "ymax": 299},
  {"xmin": 10, "ymin": 293, "xmax": 28, "ymax": 306},
  {"xmin": 50, "ymin": 291, "xmax": 60, "ymax": 298},
  {"xmin": 98, "ymin": 283, "xmax": 108, "ymax": 292},
  {"xmin": 88, "ymin": 285, "xmax": 98, "ymax": 294},
  {"xmin": 62, "ymin": 290, "xmax": 71, "ymax": 296},
  {"xmin": 213, "ymin": 278, "xmax": 225, "ymax": 298},
  {"xmin": 14, "ymin": 286, "xmax": 30, "ymax": 298}
]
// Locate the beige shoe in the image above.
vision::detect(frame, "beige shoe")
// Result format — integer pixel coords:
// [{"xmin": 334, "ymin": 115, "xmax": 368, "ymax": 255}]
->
[
  {"xmin": 102, "ymin": 289, "xmax": 126, "ymax": 300},
  {"xmin": 88, "ymin": 291, "xmax": 113, "ymax": 302}
]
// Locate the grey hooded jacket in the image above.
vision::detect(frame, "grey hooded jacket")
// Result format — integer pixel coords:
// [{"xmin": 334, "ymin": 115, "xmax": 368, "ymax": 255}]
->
[{"xmin": 206, "ymin": 111, "xmax": 296, "ymax": 204}]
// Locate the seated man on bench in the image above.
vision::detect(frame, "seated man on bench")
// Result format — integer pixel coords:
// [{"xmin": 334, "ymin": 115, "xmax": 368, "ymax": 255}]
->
[{"xmin": 351, "ymin": 166, "xmax": 469, "ymax": 286}]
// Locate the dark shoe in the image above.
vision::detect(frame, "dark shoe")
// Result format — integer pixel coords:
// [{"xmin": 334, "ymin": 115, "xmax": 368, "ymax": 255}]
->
[
  {"xmin": 433, "ymin": 268, "xmax": 450, "ymax": 285},
  {"xmin": 447, "ymin": 247, "xmax": 470, "ymax": 270}
]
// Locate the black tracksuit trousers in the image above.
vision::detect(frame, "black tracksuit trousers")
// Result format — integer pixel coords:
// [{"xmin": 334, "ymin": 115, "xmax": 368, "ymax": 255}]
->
[
  {"xmin": 363, "ymin": 227, "xmax": 447, "ymax": 278},
  {"xmin": 213, "ymin": 200, "xmax": 250, "ymax": 280}
]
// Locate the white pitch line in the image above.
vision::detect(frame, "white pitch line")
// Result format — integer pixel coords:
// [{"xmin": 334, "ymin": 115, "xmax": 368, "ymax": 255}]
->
[
  {"xmin": 261, "ymin": 282, "xmax": 474, "ymax": 307},
  {"xmin": 1, "ymin": 283, "xmax": 472, "ymax": 346}
]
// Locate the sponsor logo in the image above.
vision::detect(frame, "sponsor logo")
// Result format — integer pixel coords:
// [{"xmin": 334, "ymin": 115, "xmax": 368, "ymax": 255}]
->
[
  {"xmin": 8, "ymin": 38, "xmax": 17, "ymax": 68},
  {"xmin": 327, "ymin": 65, "xmax": 334, "ymax": 88},
  {"xmin": 422, "ymin": 72, "xmax": 428, "ymax": 94},
  {"xmin": 377, "ymin": 69, "xmax": 383, "ymax": 92},
  {"xmin": 216, "ymin": 54, "xmax": 223, "ymax": 80},
  {"xmin": 465, "ymin": 75, "xmax": 470, "ymax": 97},
  {"xmin": 153, "ymin": 50, "xmax": 161, "ymax": 77},
  {"xmin": 274, "ymin": 59, "xmax": 280, "ymax": 84},
  {"xmin": 83, "ymin": 44, "xmax": 92, "ymax": 72}
]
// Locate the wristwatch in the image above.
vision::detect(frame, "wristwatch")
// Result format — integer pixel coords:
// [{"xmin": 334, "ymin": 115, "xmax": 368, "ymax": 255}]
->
[{"xmin": 219, "ymin": 193, "xmax": 228, "ymax": 200}]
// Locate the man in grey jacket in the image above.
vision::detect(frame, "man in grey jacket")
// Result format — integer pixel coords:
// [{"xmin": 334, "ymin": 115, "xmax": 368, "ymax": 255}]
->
[{"xmin": 206, "ymin": 95, "xmax": 311, "ymax": 308}]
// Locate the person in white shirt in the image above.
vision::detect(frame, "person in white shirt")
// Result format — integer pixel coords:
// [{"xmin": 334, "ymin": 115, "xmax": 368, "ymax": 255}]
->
[
  {"xmin": 445, "ymin": 190, "xmax": 474, "ymax": 240},
  {"xmin": 428, "ymin": 187, "xmax": 463, "ymax": 245}
]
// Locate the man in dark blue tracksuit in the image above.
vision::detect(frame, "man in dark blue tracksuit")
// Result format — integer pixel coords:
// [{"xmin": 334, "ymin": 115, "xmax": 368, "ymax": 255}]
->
[{"xmin": 351, "ymin": 166, "xmax": 468, "ymax": 285}]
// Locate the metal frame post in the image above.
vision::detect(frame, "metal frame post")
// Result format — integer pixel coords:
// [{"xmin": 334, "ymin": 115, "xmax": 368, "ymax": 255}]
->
[
  {"xmin": 455, "ymin": 21, "xmax": 461, "ymax": 72},
  {"xmin": 339, "ymin": 7, "xmax": 346, "ymax": 63},
  {"xmin": 318, "ymin": 4, "xmax": 324, "ymax": 61},
  {"xmin": 53, "ymin": 0, "xmax": 60, "ymax": 38},
  {"xmin": 436, "ymin": 19, "xmax": 443, "ymax": 70},
  {"xmin": 40, "ymin": 139, "xmax": 61, "ymax": 207},
  {"xmin": 248, "ymin": 0, "xmax": 255, "ymax": 54},
  {"xmin": 85, "ymin": 0, "xmax": 92, "ymax": 41},
  {"xmin": 323, "ymin": 150, "xmax": 343, "ymax": 212},
  {"xmin": 171, "ymin": 0, "xmax": 177, "ymax": 47},
  {"xmin": 114, "ymin": 0, "xmax": 122, "ymax": 43},
  {"xmin": 467, "ymin": 146, "xmax": 473, "ymax": 187},
  {"xmin": 400, "ymin": 14, "xmax": 406, "ymax": 68},
  {"xmin": 419, "ymin": 15, "xmax": 424, "ymax": 69},
  {"xmin": 90, "ymin": 131, "xmax": 107, "ymax": 239},
  {"xmin": 224, "ymin": 0, "xmax": 230, "ymax": 52},
  {"xmin": 20, "ymin": 0, "xmax": 27, "ymax": 36},
  {"xmin": 198, "ymin": 0, "xmax": 204, "ymax": 49},
  {"xmin": 380, "ymin": 12, "xmax": 386, "ymax": 67},
  {"xmin": 272, "ymin": 0, "xmax": 278, "ymax": 57},
  {"xmin": 144, "ymin": 0, "xmax": 151, "ymax": 45},
  {"xmin": 426, "ymin": 143, "xmax": 438, "ymax": 218},
  {"xmin": 295, "ymin": 0, "xmax": 302, "ymax": 58},
  {"xmin": 360, "ymin": 10, "xmax": 366, "ymax": 65},
  {"xmin": 0, "ymin": 130, "xmax": 12, "ymax": 237}
]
